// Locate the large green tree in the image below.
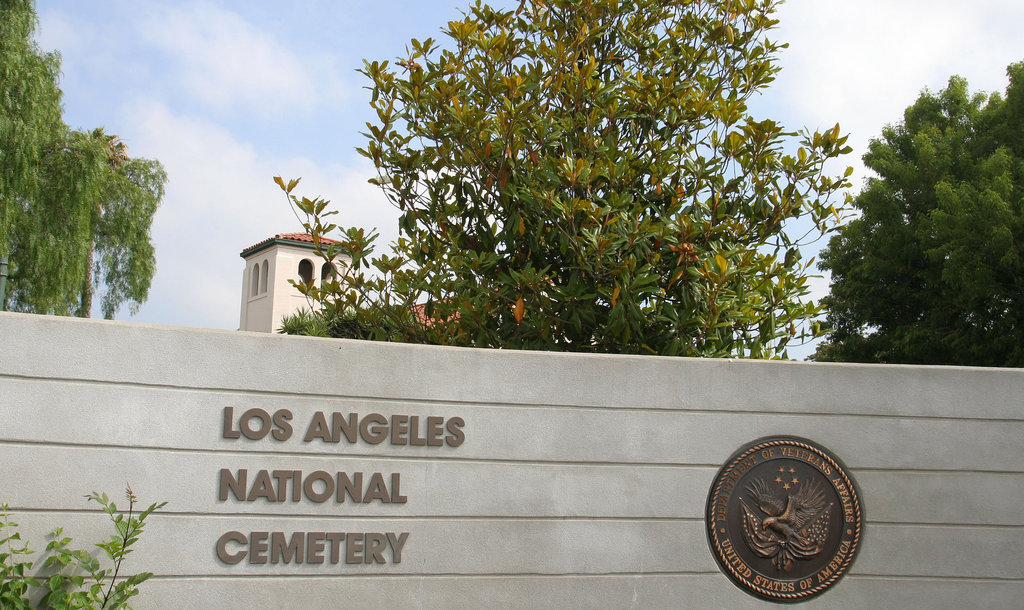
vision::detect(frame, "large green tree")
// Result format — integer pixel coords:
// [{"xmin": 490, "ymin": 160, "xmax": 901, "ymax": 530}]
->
[
  {"xmin": 1, "ymin": 0, "xmax": 62, "ymax": 300},
  {"xmin": 286, "ymin": 0, "xmax": 852, "ymax": 357},
  {"xmin": 0, "ymin": 0, "xmax": 165, "ymax": 317},
  {"xmin": 815, "ymin": 65, "xmax": 1024, "ymax": 367}
]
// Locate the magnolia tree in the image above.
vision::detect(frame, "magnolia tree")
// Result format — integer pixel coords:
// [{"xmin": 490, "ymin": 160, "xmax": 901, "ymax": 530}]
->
[{"xmin": 283, "ymin": 0, "xmax": 851, "ymax": 357}]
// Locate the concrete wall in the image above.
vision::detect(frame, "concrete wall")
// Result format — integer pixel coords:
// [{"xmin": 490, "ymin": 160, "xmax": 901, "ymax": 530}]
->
[{"xmin": 0, "ymin": 311, "xmax": 1021, "ymax": 608}]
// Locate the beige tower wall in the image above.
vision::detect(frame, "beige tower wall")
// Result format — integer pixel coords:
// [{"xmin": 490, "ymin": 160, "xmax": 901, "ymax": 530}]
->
[
  {"xmin": 239, "ymin": 242, "xmax": 347, "ymax": 333},
  {"xmin": 1, "ymin": 312, "xmax": 1022, "ymax": 608}
]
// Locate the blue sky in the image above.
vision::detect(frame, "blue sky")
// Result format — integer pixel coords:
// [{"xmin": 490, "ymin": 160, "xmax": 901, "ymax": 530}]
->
[{"xmin": 32, "ymin": 0, "xmax": 1024, "ymax": 357}]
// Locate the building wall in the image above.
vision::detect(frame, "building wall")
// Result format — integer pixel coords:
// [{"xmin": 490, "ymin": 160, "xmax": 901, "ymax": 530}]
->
[
  {"xmin": 1, "ymin": 312, "xmax": 1021, "ymax": 608},
  {"xmin": 239, "ymin": 243, "xmax": 341, "ymax": 333}
]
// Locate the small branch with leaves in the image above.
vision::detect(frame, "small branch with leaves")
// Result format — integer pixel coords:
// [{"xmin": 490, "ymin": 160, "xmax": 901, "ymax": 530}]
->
[{"xmin": 0, "ymin": 485, "xmax": 165, "ymax": 610}]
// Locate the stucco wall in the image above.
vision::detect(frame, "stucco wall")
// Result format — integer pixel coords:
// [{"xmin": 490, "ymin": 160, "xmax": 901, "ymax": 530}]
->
[{"xmin": 0, "ymin": 312, "xmax": 1021, "ymax": 608}]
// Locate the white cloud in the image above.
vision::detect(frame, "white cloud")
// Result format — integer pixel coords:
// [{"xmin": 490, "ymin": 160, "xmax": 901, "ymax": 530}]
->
[
  {"xmin": 119, "ymin": 99, "xmax": 395, "ymax": 330},
  {"xmin": 140, "ymin": 3, "xmax": 347, "ymax": 116},
  {"xmin": 769, "ymin": 0, "xmax": 1024, "ymax": 188}
]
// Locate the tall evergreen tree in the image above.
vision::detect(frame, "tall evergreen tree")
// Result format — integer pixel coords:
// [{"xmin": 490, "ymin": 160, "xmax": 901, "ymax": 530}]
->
[
  {"xmin": 0, "ymin": 0, "xmax": 165, "ymax": 317},
  {"xmin": 815, "ymin": 64, "xmax": 1024, "ymax": 366}
]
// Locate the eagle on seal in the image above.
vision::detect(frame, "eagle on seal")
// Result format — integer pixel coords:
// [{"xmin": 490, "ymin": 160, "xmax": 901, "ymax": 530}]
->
[{"xmin": 740, "ymin": 477, "xmax": 832, "ymax": 571}]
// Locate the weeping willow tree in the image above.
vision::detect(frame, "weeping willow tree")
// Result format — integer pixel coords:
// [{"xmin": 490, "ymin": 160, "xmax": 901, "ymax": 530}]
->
[
  {"xmin": 0, "ymin": 0, "xmax": 62, "ymax": 310},
  {"xmin": 0, "ymin": 0, "xmax": 165, "ymax": 317}
]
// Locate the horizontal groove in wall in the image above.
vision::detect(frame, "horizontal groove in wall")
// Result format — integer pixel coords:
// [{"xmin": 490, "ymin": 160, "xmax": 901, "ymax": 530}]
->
[
  {"xmin": 7, "ymin": 508, "xmax": 1021, "ymax": 529},
  {"xmin": 3, "ymin": 438, "xmax": 1023, "ymax": 475},
  {"xmin": 865, "ymin": 521, "xmax": 1024, "ymax": 530},
  {"xmin": 0, "ymin": 438, "xmax": 719, "ymax": 468},
  {"xmin": 848, "ymin": 573, "xmax": 1024, "ymax": 583},
  {"xmin": 854, "ymin": 466, "xmax": 1024, "ymax": 475},
  {"xmin": 3, "ymin": 509, "xmax": 701, "ymax": 522},
  {"xmin": 3, "ymin": 372, "xmax": 1020, "ymax": 424},
  {"xmin": 145, "ymin": 571, "xmax": 724, "ymax": 580},
  {"xmin": 138, "ymin": 572, "xmax": 1024, "ymax": 583}
]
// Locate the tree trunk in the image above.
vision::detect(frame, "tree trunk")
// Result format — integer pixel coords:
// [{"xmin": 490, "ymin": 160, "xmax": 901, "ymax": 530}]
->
[
  {"xmin": 0, "ymin": 255, "xmax": 8, "ymax": 311},
  {"xmin": 80, "ymin": 245, "xmax": 93, "ymax": 317}
]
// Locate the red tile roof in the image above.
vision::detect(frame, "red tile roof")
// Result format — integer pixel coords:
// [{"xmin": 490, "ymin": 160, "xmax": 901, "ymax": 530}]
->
[
  {"xmin": 408, "ymin": 301, "xmax": 460, "ymax": 327},
  {"xmin": 241, "ymin": 232, "xmax": 341, "ymax": 257}
]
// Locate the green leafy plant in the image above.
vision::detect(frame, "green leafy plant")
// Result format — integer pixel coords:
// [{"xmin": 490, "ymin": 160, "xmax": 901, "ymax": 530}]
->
[
  {"xmin": 1, "ymin": 505, "xmax": 39, "ymax": 608},
  {"xmin": 278, "ymin": 305, "xmax": 402, "ymax": 340},
  {"xmin": 0, "ymin": 486, "xmax": 165, "ymax": 609},
  {"xmin": 277, "ymin": 0, "xmax": 852, "ymax": 359},
  {"xmin": 815, "ymin": 63, "xmax": 1024, "ymax": 366},
  {"xmin": 278, "ymin": 307, "xmax": 331, "ymax": 337}
]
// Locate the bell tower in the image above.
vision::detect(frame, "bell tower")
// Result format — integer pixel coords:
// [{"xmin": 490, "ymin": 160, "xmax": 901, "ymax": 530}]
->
[{"xmin": 238, "ymin": 233, "xmax": 347, "ymax": 332}]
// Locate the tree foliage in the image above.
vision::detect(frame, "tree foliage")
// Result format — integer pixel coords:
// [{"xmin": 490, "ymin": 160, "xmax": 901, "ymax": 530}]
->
[
  {"xmin": 0, "ymin": 0, "xmax": 62, "ymax": 260},
  {"xmin": 815, "ymin": 64, "xmax": 1024, "ymax": 367},
  {"xmin": 1, "ymin": 487, "xmax": 165, "ymax": 609},
  {"xmin": 286, "ymin": 0, "xmax": 851, "ymax": 357},
  {"xmin": 0, "ymin": 0, "xmax": 165, "ymax": 317}
]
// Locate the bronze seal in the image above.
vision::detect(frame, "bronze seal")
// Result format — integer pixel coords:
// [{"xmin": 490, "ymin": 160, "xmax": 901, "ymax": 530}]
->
[{"xmin": 705, "ymin": 437, "xmax": 862, "ymax": 602}]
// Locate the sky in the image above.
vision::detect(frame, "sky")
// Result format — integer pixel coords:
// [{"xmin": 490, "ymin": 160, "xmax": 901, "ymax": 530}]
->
[{"xmin": 31, "ymin": 0, "xmax": 1024, "ymax": 358}]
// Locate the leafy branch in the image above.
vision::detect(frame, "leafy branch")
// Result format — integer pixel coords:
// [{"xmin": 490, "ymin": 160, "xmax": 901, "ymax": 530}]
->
[{"xmin": 0, "ymin": 486, "xmax": 165, "ymax": 610}]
